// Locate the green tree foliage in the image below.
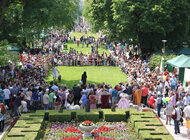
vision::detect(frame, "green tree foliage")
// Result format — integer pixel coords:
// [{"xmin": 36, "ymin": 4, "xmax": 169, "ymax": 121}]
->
[
  {"xmin": 149, "ymin": 54, "xmax": 176, "ymax": 69},
  {"xmin": 0, "ymin": 40, "xmax": 19, "ymax": 66},
  {"xmin": 84, "ymin": 0, "xmax": 190, "ymax": 53},
  {"xmin": 0, "ymin": 0, "xmax": 80, "ymax": 44}
]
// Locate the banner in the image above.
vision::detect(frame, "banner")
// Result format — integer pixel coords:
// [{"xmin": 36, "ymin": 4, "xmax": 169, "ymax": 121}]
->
[{"xmin": 184, "ymin": 68, "xmax": 190, "ymax": 82}]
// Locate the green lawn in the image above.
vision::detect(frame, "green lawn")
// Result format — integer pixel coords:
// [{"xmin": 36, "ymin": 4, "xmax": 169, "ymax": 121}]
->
[
  {"xmin": 65, "ymin": 42, "xmax": 109, "ymax": 54},
  {"xmin": 70, "ymin": 31, "xmax": 99, "ymax": 39},
  {"xmin": 46, "ymin": 66, "xmax": 127, "ymax": 87}
]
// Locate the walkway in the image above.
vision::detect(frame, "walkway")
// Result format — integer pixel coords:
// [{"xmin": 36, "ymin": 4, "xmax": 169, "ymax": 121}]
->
[
  {"xmin": 0, "ymin": 111, "xmax": 16, "ymax": 139},
  {"xmin": 159, "ymin": 110, "xmax": 189, "ymax": 140}
]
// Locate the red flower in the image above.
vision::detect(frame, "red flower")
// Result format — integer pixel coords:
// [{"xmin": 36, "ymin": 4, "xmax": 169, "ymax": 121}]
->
[
  {"xmin": 92, "ymin": 126, "xmax": 115, "ymax": 134},
  {"xmin": 83, "ymin": 120, "xmax": 92, "ymax": 124},
  {"xmin": 94, "ymin": 136, "xmax": 115, "ymax": 140},
  {"xmin": 61, "ymin": 135, "xmax": 82, "ymax": 140},
  {"xmin": 62, "ymin": 127, "xmax": 82, "ymax": 133}
]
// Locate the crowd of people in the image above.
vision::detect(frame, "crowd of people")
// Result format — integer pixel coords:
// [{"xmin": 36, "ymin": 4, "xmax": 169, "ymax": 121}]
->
[{"xmin": 0, "ymin": 30, "xmax": 189, "ymax": 138}]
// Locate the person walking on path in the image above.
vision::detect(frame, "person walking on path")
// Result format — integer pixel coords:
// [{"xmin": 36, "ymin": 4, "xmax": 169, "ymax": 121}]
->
[
  {"xmin": 156, "ymin": 93, "xmax": 162, "ymax": 117},
  {"xmin": 173, "ymin": 105, "xmax": 182, "ymax": 134},
  {"xmin": 164, "ymin": 101, "xmax": 174, "ymax": 125},
  {"xmin": 183, "ymin": 102, "xmax": 190, "ymax": 139}
]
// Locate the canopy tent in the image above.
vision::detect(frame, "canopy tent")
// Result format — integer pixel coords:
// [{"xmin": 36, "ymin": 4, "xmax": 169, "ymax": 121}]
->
[
  {"xmin": 166, "ymin": 54, "xmax": 190, "ymax": 82},
  {"xmin": 7, "ymin": 45, "xmax": 20, "ymax": 51},
  {"xmin": 166, "ymin": 54, "xmax": 190, "ymax": 67}
]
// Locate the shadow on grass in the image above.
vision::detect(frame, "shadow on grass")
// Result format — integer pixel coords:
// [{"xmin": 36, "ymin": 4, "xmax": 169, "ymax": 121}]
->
[{"xmin": 48, "ymin": 79, "xmax": 100, "ymax": 88}]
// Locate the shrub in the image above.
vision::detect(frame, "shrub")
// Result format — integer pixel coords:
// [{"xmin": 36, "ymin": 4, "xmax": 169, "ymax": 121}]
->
[
  {"xmin": 78, "ymin": 113, "xmax": 99, "ymax": 122},
  {"xmin": 149, "ymin": 54, "xmax": 176, "ymax": 69},
  {"xmin": 99, "ymin": 111, "xmax": 104, "ymax": 120},
  {"xmin": 71, "ymin": 112, "xmax": 77, "ymax": 120},
  {"xmin": 49, "ymin": 114, "xmax": 71, "ymax": 122}
]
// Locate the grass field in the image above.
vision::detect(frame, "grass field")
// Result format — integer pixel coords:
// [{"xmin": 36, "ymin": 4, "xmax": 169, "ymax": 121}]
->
[
  {"xmin": 46, "ymin": 66, "xmax": 127, "ymax": 87},
  {"xmin": 66, "ymin": 42, "xmax": 109, "ymax": 54},
  {"xmin": 70, "ymin": 31, "xmax": 99, "ymax": 39}
]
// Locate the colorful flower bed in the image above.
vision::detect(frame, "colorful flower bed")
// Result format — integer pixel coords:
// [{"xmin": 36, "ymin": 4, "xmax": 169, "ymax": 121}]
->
[{"xmin": 44, "ymin": 121, "xmax": 138, "ymax": 140}]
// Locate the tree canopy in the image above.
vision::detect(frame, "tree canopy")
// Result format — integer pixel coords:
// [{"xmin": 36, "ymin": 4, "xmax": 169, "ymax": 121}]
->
[
  {"xmin": 83, "ymin": 0, "xmax": 190, "ymax": 53},
  {"xmin": 0, "ymin": 0, "xmax": 80, "ymax": 44}
]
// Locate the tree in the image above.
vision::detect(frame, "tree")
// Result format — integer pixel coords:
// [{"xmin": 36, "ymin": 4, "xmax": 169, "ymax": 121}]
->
[
  {"xmin": 84, "ymin": 0, "xmax": 190, "ymax": 53},
  {"xmin": 0, "ymin": 40, "xmax": 19, "ymax": 66},
  {"xmin": 0, "ymin": 0, "xmax": 80, "ymax": 44}
]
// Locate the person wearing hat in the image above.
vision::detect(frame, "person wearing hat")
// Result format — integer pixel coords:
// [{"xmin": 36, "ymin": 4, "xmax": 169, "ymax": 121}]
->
[{"xmin": 118, "ymin": 93, "xmax": 130, "ymax": 109}]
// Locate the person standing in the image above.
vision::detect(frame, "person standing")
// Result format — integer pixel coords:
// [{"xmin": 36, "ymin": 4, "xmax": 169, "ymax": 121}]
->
[
  {"xmin": 141, "ymin": 84, "xmax": 149, "ymax": 106},
  {"xmin": 49, "ymin": 90, "xmax": 55, "ymax": 109},
  {"xmin": 156, "ymin": 93, "xmax": 162, "ymax": 117},
  {"xmin": 173, "ymin": 105, "xmax": 182, "ymax": 134},
  {"xmin": 13, "ymin": 93, "xmax": 21, "ymax": 117},
  {"xmin": 111, "ymin": 86, "xmax": 119, "ymax": 105},
  {"xmin": 183, "ymin": 102, "xmax": 190, "ymax": 139},
  {"xmin": 80, "ymin": 92, "xmax": 87, "ymax": 109},
  {"xmin": 164, "ymin": 101, "xmax": 174, "ymax": 125},
  {"xmin": 89, "ymin": 91, "xmax": 96, "ymax": 109},
  {"xmin": 0, "ymin": 90, "xmax": 4, "ymax": 104},
  {"xmin": 81, "ymin": 72, "xmax": 87, "ymax": 86},
  {"xmin": 73, "ymin": 84, "xmax": 82, "ymax": 105},
  {"xmin": 0, "ymin": 103, "xmax": 6, "ymax": 132},
  {"xmin": 52, "ymin": 67, "xmax": 59, "ymax": 81},
  {"xmin": 3, "ymin": 86, "xmax": 11, "ymax": 109},
  {"xmin": 133, "ymin": 86, "xmax": 142, "ymax": 106},
  {"xmin": 43, "ymin": 91, "xmax": 50, "ymax": 110}
]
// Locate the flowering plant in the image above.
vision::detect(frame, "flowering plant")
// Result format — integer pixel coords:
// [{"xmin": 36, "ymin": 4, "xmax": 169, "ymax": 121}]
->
[
  {"xmin": 62, "ymin": 127, "xmax": 82, "ymax": 133},
  {"xmin": 81, "ymin": 120, "xmax": 94, "ymax": 126}
]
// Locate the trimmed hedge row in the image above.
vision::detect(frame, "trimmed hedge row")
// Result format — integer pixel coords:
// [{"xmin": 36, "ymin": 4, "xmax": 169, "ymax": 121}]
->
[
  {"xmin": 3, "ymin": 109, "xmax": 174, "ymax": 140},
  {"xmin": 42, "ymin": 109, "xmax": 130, "ymax": 122},
  {"xmin": 130, "ymin": 111, "xmax": 174, "ymax": 140},
  {"xmin": 3, "ymin": 114, "xmax": 44, "ymax": 140}
]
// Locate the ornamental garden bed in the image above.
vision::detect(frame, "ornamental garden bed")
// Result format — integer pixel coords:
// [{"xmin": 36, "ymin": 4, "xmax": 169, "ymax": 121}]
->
[
  {"xmin": 44, "ymin": 121, "xmax": 137, "ymax": 140},
  {"xmin": 3, "ymin": 109, "xmax": 174, "ymax": 140}
]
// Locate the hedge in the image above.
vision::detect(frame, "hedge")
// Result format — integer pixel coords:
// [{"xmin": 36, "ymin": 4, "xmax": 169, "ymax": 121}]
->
[
  {"xmin": 130, "ymin": 111, "xmax": 174, "ymax": 140},
  {"xmin": 3, "ymin": 109, "xmax": 174, "ymax": 140}
]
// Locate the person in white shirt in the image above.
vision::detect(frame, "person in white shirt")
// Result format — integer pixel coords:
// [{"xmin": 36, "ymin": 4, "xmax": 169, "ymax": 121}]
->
[
  {"xmin": 43, "ymin": 91, "xmax": 50, "ymax": 110},
  {"xmin": 3, "ymin": 86, "xmax": 11, "ymax": 109},
  {"xmin": 183, "ymin": 102, "xmax": 190, "ymax": 139}
]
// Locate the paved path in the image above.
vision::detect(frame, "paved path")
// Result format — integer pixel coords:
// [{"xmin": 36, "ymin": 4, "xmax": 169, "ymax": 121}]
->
[
  {"xmin": 159, "ymin": 110, "xmax": 189, "ymax": 140},
  {"xmin": 0, "ymin": 112, "xmax": 16, "ymax": 140}
]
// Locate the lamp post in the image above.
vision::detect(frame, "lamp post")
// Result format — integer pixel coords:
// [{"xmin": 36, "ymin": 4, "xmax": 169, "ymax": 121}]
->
[{"xmin": 162, "ymin": 40, "xmax": 167, "ymax": 56}]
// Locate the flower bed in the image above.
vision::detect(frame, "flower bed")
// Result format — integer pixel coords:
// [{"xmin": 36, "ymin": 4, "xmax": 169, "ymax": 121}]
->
[{"xmin": 44, "ymin": 121, "xmax": 138, "ymax": 140}]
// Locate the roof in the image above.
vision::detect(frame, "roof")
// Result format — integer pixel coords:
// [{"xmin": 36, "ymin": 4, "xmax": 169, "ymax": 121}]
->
[
  {"xmin": 166, "ymin": 54, "xmax": 190, "ymax": 68},
  {"xmin": 7, "ymin": 45, "xmax": 20, "ymax": 51}
]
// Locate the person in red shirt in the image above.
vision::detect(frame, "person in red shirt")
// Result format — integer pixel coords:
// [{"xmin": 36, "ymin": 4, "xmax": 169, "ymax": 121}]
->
[
  {"xmin": 148, "ymin": 95, "xmax": 155, "ymax": 109},
  {"xmin": 141, "ymin": 84, "xmax": 149, "ymax": 106}
]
